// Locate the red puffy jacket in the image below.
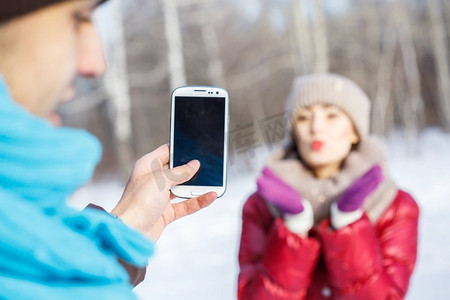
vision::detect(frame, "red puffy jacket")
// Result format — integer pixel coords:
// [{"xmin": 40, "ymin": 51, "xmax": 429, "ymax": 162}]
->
[{"xmin": 238, "ymin": 190, "xmax": 419, "ymax": 300}]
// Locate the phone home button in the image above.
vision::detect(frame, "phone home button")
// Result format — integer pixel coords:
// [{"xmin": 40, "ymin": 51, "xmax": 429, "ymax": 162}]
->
[{"xmin": 191, "ymin": 191, "xmax": 203, "ymax": 197}]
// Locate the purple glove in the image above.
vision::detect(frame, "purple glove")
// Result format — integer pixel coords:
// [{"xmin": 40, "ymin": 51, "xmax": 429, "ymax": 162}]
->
[
  {"xmin": 336, "ymin": 164, "xmax": 384, "ymax": 212},
  {"xmin": 257, "ymin": 167, "xmax": 304, "ymax": 214}
]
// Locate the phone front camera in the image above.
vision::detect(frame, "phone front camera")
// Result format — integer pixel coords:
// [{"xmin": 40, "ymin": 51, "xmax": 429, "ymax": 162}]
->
[{"xmin": 216, "ymin": 91, "xmax": 219, "ymax": 95}]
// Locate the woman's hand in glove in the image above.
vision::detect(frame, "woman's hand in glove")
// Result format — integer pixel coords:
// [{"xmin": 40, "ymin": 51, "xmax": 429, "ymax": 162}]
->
[
  {"xmin": 257, "ymin": 167, "xmax": 313, "ymax": 235},
  {"xmin": 331, "ymin": 164, "xmax": 384, "ymax": 229}
]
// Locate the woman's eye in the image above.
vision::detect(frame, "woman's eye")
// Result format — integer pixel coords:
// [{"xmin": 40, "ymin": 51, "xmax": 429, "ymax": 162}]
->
[
  {"xmin": 296, "ymin": 115, "xmax": 309, "ymax": 122},
  {"xmin": 327, "ymin": 113, "xmax": 338, "ymax": 119}
]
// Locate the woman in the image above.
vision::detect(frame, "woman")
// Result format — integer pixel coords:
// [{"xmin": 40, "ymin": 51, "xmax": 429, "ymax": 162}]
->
[{"xmin": 237, "ymin": 73, "xmax": 419, "ymax": 300}]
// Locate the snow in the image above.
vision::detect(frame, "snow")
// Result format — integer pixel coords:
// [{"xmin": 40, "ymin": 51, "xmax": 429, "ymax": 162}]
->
[
  {"xmin": 69, "ymin": 127, "xmax": 450, "ymax": 299},
  {"xmin": 387, "ymin": 129, "xmax": 450, "ymax": 299}
]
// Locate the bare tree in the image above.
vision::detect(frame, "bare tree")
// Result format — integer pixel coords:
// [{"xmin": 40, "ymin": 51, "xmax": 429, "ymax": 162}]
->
[
  {"xmin": 226, "ymin": 55, "xmax": 295, "ymax": 90},
  {"xmin": 291, "ymin": 0, "xmax": 314, "ymax": 75},
  {"xmin": 103, "ymin": 0, "xmax": 134, "ymax": 179},
  {"xmin": 427, "ymin": 0, "xmax": 450, "ymax": 131},
  {"xmin": 311, "ymin": 0, "xmax": 329, "ymax": 73},
  {"xmin": 163, "ymin": 0, "xmax": 187, "ymax": 90},
  {"xmin": 68, "ymin": 0, "xmax": 450, "ymax": 176},
  {"xmin": 362, "ymin": 0, "xmax": 381, "ymax": 98},
  {"xmin": 338, "ymin": 8, "xmax": 367, "ymax": 88},
  {"xmin": 372, "ymin": 30, "xmax": 397, "ymax": 136},
  {"xmin": 395, "ymin": 0, "xmax": 424, "ymax": 145},
  {"xmin": 200, "ymin": 0, "xmax": 225, "ymax": 87}
]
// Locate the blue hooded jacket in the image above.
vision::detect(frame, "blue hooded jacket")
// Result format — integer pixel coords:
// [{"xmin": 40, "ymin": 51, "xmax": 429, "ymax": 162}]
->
[{"xmin": 0, "ymin": 77, "xmax": 154, "ymax": 299}]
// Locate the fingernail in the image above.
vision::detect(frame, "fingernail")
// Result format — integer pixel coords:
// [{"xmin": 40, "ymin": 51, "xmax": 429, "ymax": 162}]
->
[{"xmin": 188, "ymin": 160, "xmax": 200, "ymax": 168}]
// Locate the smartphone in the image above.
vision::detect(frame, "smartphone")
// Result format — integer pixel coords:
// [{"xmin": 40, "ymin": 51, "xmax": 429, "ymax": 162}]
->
[{"xmin": 169, "ymin": 86, "xmax": 229, "ymax": 198}]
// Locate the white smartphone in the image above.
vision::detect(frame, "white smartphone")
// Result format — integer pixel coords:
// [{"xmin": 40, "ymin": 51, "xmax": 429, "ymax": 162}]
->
[{"xmin": 169, "ymin": 86, "xmax": 229, "ymax": 198}]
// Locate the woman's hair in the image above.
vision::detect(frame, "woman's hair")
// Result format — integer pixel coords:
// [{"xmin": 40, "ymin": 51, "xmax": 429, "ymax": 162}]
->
[{"xmin": 282, "ymin": 131, "xmax": 302, "ymax": 161}]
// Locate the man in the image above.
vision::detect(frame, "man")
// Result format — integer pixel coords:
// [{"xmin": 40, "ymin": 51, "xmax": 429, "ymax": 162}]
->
[{"xmin": 0, "ymin": 1, "xmax": 217, "ymax": 298}]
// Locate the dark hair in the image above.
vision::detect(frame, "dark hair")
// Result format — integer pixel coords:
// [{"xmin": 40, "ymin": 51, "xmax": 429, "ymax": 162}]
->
[
  {"xmin": 0, "ymin": 0, "xmax": 108, "ymax": 24},
  {"xmin": 282, "ymin": 130, "xmax": 302, "ymax": 161}
]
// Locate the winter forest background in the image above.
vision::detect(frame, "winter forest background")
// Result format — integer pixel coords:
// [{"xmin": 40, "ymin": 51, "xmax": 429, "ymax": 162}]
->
[{"xmin": 66, "ymin": 0, "xmax": 450, "ymax": 299}]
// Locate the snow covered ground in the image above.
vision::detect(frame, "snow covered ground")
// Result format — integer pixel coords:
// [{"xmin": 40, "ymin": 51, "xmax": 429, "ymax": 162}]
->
[{"xmin": 69, "ymin": 128, "xmax": 450, "ymax": 299}]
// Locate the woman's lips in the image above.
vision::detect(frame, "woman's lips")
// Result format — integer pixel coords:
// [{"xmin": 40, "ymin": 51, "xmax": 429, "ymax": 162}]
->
[{"xmin": 311, "ymin": 140, "xmax": 324, "ymax": 151}]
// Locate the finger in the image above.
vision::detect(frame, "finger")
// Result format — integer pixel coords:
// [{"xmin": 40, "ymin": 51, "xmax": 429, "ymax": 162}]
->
[
  {"xmin": 157, "ymin": 144, "xmax": 170, "ymax": 165},
  {"xmin": 134, "ymin": 144, "xmax": 169, "ymax": 175},
  {"xmin": 169, "ymin": 191, "xmax": 176, "ymax": 200},
  {"xmin": 365, "ymin": 164, "xmax": 382, "ymax": 177},
  {"xmin": 144, "ymin": 144, "xmax": 170, "ymax": 166},
  {"xmin": 361, "ymin": 164, "xmax": 383, "ymax": 186},
  {"xmin": 261, "ymin": 168, "xmax": 286, "ymax": 185},
  {"xmin": 171, "ymin": 192, "xmax": 217, "ymax": 222},
  {"xmin": 262, "ymin": 167, "xmax": 275, "ymax": 177},
  {"xmin": 163, "ymin": 160, "xmax": 200, "ymax": 186},
  {"xmin": 256, "ymin": 176, "xmax": 269, "ymax": 191}
]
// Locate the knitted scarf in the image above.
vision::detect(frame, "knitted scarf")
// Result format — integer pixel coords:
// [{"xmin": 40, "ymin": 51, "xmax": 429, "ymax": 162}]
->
[
  {"xmin": 264, "ymin": 138, "xmax": 398, "ymax": 225},
  {"xmin": 0, "ymin": 77, "xmax": 153, "ymax": 299}
]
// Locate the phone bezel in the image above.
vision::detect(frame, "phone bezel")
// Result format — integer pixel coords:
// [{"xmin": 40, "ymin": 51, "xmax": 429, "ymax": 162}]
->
[{"xmin": 169, "ymin": 86, "xmax": 229, "ymax": 199}]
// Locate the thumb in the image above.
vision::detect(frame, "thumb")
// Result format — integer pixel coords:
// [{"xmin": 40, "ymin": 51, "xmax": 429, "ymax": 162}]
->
[
  {"xmin": 164, "ymin": 160, "xmax": 200, "ymax": 186},
  {"xmin": 360, "ymin": 164, "xmax": 384, "ymax": 191}
]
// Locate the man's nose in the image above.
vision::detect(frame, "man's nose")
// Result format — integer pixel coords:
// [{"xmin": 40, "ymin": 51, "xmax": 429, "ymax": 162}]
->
[{"xmin": 77, "ymin": 23, "xmax": 106, "ymax": 77}]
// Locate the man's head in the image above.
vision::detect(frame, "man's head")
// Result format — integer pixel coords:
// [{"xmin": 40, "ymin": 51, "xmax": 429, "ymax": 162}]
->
[
  {"xmin": 0, "ymin": 0, "xmax": 102, "ymax": 23},
  {"xmin": 0, "ymin": 0, "xmax": 107, "ymax": 120}
]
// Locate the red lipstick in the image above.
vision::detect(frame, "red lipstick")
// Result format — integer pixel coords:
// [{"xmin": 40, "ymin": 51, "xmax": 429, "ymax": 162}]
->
[{"xmin": 311, "ymin": 140, "xmax": 324, "ymax": 151}]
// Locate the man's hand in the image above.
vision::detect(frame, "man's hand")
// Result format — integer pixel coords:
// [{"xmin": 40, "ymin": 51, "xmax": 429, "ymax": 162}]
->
[{"xmin": 111, "ymin": 144, "xmax": 217, "ymax": 242}]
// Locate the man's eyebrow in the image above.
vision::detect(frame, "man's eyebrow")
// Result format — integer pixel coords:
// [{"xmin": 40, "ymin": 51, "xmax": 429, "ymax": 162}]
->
[
  {"xmin": 71, "ymin": 2, "xmax": 94, "ymax": 13},
  {"xmin": 91, "ymin": 0, "xmax": 106, "ymax": 9},
  {"xmin": 74, "ymin": 0, "xmax": 101, "ymax": 12}
]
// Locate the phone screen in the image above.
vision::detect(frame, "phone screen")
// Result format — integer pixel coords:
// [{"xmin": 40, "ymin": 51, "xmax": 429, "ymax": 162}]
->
[{"xmin": 173, "ymin": 96, "xmax": 226, "ymax": 186}]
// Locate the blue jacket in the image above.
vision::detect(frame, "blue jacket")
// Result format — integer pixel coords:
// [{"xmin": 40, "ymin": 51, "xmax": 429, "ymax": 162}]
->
[{"xmin": 0, "ymin": 76, "xmax": 154, "ymax": 299}]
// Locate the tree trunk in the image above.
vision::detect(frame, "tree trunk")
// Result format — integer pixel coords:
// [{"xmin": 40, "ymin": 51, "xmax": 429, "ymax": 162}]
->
[
  {"xmin": 395, "ymin": 0, "xmax": 423, "ymax": 147},
  {"xmin": 291, "ymin": 0, "xmax": 314, "ymax": 74},
  {"xmin": 346, "ymin": 19, "xmax": 365, "ymax": 87},
  {"xmin": 372, "ymin": 30, "xmax": 397, "ymax": 136},
  {"xmin": 163, "ymin": 0, "xmax": 187, "ymax": 90},
  {"xmin": 200, "ymin": 0, "xmax": 225, "ymax": 87},
  {"xmin": 427, "ymin": 0, "xmax": 450, "ymax": 131},
  {"xmin": 311, "ymin": 0, "xmax": 329, "ymax": 73},
  {"xmin": 103, "ymin": 0, "xmax": 134, "ymax": 180},
  {"xmin": 362, "ymin": 0, "xmax": 381, "ymax": 99}
]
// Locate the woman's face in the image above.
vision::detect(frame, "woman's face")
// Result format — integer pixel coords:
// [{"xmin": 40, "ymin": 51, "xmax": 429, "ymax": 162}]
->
[{"xmin": 293, "ymin": 104, "xmax": 359, "ymax": 178}]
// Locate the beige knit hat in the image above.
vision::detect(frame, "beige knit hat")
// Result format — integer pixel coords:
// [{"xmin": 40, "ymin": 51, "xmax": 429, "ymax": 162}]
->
[{"xmin": 286, "ymin": 73, "xmax": 371, "ymax": 140}]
